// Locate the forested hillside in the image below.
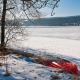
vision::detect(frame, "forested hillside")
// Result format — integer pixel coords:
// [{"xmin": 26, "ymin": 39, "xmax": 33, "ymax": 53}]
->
[{"xmin": 21, "ymin": 15, "xmax": 80, "ymax": 26}]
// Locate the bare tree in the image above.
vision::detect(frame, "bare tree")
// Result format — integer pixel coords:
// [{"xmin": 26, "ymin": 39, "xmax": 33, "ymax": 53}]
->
[
  {"xmin": 0, "ymin": 0, "xmax": 60, "ymax": 76},
  {"xmin": 0, "ymin": 0, "xmax": 60, "ymax": 48}
]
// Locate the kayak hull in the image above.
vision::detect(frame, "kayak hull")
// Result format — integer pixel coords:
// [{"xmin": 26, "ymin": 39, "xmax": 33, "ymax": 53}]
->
[{"xmin": 38, "ymin": 55, "xmax": 78, "ymax": 75}]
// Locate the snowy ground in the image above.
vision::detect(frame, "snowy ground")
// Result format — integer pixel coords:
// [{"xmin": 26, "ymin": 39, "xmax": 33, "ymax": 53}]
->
[
  {"xmin": 13, "ymin": 26, "xmax": 80, "ymax": 72},
  {"xmin": 0, "ymin": 54, "xmax": 79, "ymax": 80},
  {"xmin": 1, "ymin": 26, "xmax": 80, "ymax": 80}
]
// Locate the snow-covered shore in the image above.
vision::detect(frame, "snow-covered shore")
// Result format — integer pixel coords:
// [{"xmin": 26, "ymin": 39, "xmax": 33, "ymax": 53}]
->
[
  {"xmin": 12, "ymin": 26, "xmax": 80, "ymax": 74},
  {"xmin": 0, "ymin": 54, "xmax": 79, "ymax": 80},
  {"xmin": 1, "ymin": 26, "xmax": 80, "ymax": 80}
]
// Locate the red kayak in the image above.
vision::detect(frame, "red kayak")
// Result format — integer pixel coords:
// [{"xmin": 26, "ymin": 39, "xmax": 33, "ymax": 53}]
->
[{"xmin": 38, "ymin": 55, "xmax": 78, "ymax": 76}]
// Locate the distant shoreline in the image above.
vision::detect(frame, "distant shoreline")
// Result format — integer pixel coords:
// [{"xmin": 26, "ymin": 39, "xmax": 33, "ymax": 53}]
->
[{"xmin": 23, "ymin": 26, "xmax": 80, "ymax": 28}]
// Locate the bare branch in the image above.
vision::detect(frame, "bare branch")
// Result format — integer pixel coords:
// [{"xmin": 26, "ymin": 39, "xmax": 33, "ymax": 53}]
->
[
  {"xmin": 0, "ymin": 0, "xmax": 60, "ymax": 47},
  {"xmin": 6, "ymin": 7, "xmax": 15, "ymax": 10}
]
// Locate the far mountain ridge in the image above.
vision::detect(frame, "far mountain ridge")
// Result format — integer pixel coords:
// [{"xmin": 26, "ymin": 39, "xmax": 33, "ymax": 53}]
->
[{"xmin": 21, "ymin": 15, "xmax": 80, "ymax": 26}]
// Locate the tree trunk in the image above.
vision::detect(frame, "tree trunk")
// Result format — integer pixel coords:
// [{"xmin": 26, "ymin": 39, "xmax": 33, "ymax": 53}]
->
[{"xmin": 1, "ymin": 0, "xmax": 7, "ymax": 47}]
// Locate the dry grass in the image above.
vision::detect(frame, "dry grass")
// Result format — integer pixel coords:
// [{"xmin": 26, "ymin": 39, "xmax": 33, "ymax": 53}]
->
[
  {"xmin": 50, "ymin": 75, "xmax": 60, "ymax": 80},
  {"xmin": 4, "ymin": 72, "xmax": 11, "ymax": 76},
  {"xmin": 17, "ymin": 54, "xmax": 22, "ymax": 58},
  {"xmin": 0, "ymin": 62, "xmax": 2, "ymax": 66},
  {"xmin": 33, "ymin": 76, "xmax": 37, "ymax": 79},
  {"xmin": 0, "ymin": 47, "xmax": 37, "ymax": 59},
  {"xmin": 16, "ymin": 72, "xmax": 21, "ymax": 74}
]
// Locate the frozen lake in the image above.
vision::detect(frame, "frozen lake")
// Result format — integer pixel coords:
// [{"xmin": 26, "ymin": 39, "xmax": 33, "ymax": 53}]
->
[
  {"xmin": 27, "ymin": 26, "xmax": 80, "ymax": 40},
  {"xmin": 12, "ymin": 26, "xmax": 80, "ymax": 58}
]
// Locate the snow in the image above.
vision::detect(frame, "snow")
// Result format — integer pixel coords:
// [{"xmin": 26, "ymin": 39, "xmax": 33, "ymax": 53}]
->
[
  {"xmin": 13, "ymin": 26, "xmax": 80, "ymax": 67},
  {"xmin": 0, "ymin": 54, "xmax": 78, "ymax": 80},
  {"xmin": 0, "ymin": 26, "xmax": 80, "ymax": 80},
  {"xmin": 22, "ymin": 37, "xmax": 80, "ymax": 59}
]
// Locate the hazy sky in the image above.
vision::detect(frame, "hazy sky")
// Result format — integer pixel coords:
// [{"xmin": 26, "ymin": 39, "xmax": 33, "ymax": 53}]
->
[{"xmin": 41, "ymin": 0, "xmax": 80, "ymax": 17}]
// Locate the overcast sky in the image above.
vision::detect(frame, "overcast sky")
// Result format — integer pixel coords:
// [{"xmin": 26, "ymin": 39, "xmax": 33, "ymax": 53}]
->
[{"xmin": 40, "ymin": 0, "xmax": 80, "ymax": 17}]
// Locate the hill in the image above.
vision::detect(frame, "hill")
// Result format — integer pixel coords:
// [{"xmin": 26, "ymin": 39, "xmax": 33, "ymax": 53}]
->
[
  {"xmin": 0, "ymin": 15, "xmax": 80, "ymax": 26},
  {"xmin": 21, "ymin": 15, "xmax": 80, "ymax": 26}
]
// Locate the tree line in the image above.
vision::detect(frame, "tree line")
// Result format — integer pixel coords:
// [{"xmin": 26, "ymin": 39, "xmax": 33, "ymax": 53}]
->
[{"xmin": 20, "ymin": 15, "xmax": 80, "ymax": 26}]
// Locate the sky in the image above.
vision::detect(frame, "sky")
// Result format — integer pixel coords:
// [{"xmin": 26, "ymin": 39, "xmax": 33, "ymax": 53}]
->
[{"xmin": 40, "ymin": 0, "xmax": 80, "ymax": 17}]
